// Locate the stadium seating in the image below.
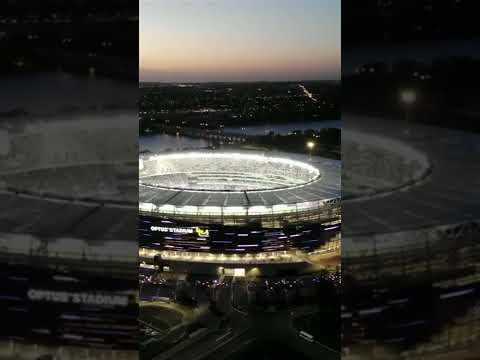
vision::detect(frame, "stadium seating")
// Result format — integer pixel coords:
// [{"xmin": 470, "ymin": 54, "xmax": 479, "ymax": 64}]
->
[{"xmin": 140, "ymin": 153, "xmax": 320, "ymax": 191}]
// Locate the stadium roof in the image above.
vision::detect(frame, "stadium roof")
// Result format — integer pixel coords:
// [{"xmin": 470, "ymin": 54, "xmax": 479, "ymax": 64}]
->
[
  {"xmin": 343, "ymin": 115, "xmax": 480, "ymax": 238},
  {"xmin": 0, "ymin": 115, "xmax": 137, "ymax": 248},
  {"xmin": 139, "ymin": 152, "xmax": 341, "ymax": 217}
]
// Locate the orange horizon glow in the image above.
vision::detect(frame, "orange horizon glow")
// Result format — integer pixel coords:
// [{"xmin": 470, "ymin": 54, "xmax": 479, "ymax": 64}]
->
[{"xmin": 140, "ymin": 0, "xmax": 340, "ymax": 82}]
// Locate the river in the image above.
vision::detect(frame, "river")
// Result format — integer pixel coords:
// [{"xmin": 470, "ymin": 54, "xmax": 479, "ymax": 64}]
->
[
  {"xmin": 140, "ymin": 120, "xmax": 341, "ymax": 153},
  {"xmin": 140, "ymin": 134, "xmax": 209, "ymax": 153},
  {"xmin": 224, "ymin": 120, "xmax": 341, "ymax": 135}
]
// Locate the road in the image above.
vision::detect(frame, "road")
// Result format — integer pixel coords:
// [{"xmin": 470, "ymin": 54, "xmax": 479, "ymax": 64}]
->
[
  {"xmin": 164, "ymin": 278, "xmax": 338, "ymax": 360},
  {"xmin": 203, "ymin": 308, "xmax": 339, "ymax": 360},
  {"xmin": 299, "ymin": 84, "xmax": 318, "ymax": 102},
  {"xmin": 149, "ymin": 275, "xmax": 339, "ymax": 360},
  {"xmin": 153, "ymin": 327, "xmax": 250, "ymax": 360}
]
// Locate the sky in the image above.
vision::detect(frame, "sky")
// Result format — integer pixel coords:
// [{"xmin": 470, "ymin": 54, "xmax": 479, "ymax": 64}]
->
[{"xmin": 140, "ymin": 0, "xmax": 340, "ymax": 82}]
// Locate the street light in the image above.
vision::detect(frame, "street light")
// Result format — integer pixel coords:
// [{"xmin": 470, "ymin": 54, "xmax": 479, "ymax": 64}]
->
[
  {"xmin": 400, "ymin": 89, "xmax": 416, "ymax": 135},
  {"xmin": 400, "ymin": 89, "xmax": 416, "ymax": 106},
  {"xmin": 307, "ymin": 141, "xmax": 315, "ymax": 160}
]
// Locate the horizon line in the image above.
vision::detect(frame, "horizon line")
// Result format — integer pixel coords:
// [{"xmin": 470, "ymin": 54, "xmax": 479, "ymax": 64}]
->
[{"xmin": 139, "ymin": 79, "xmax": 341, "ymax": 84}]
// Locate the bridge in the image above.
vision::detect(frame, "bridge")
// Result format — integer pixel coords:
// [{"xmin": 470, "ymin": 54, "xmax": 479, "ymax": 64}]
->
[{"xmin": 155, "ymin": 125, "xmax": 254, "ymax": 145}]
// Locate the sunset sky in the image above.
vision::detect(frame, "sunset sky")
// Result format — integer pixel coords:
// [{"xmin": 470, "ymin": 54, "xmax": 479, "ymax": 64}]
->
[{"xmin": 140, "ymin": 0, "xmax": 340, "ymax": 82}]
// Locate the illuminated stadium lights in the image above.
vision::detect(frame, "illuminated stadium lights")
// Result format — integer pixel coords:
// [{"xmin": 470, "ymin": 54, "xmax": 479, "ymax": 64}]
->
[
  {"xmin": 248, "ymin": 205, "xmax": 270, "ymax": 215},
  {"xmin": 140, "ymin": 198, "xmax": 333, "ymax": 217},
  {"xmin": 139, "ymin": 151, "xmax": 340, "ymax": 220},
  {"xmin": 272, "ymin": 204, "xmax": 290, "ymax": 212},
  {"xmin": 223, "ymin": 206, "xmax": 247, "ymax": 215},
  {"xmin": 166, "ymin": 200, "xmax": 327, "ymax": 216},
  {"xmin": 153, "ymin": 250, "xmax": 302, "ymax": 264},
  {"xmin": 139, "ymin": 203, "xmax": 156, "ymax": 212},
  {"xmin": 141, "ymin": 152, "xmax": 320, "ymax": 192},
  {"xmin": 139, "ymin": 151, "xmax": 341, "ymax": 264},
  {"xmin": 2, "ymin": 234, "xmax": 137, "ymax": 262},
  {"xmin": 342, "ymin": 128, "xmax": 430, "ymax": 202},
  {"xmin": 199, "ymin": 206, "xmax": 222, "ymax": 215},
  {"xmin": 146, "ymin": 152, "xmax": 320, "ymax": 174}
]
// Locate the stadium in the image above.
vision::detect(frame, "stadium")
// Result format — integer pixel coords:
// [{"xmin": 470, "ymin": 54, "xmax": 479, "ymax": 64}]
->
[
  {"xmin": 139, "ymin": 151, "xmax": 341, "ymax": 270},
  {"xmin": 342, "ymin": 114, "xmax": 480, "ymax": 359},
  {"xmin": 0, "ymin": 115, "xmax": 138, "ymax": 360}
]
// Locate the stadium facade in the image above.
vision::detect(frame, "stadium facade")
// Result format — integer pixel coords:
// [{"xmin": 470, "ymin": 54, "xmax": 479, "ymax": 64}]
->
[
  {"xmin": 0, "ymin": 115, "xmax": 138, "ymax": 359},
  {"xmin": 342, "ymin": 115, "xmax": 480, "ymax": 358},
  {"xmin": 139, "ymin": 151, "xmax": 341, "ymax": 272}
]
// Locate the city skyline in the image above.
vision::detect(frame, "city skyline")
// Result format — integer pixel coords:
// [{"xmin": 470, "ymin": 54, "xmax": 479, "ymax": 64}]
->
[{"xmin": 140, "ymin": 0, "xmax": 340, "ymax": 82}]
